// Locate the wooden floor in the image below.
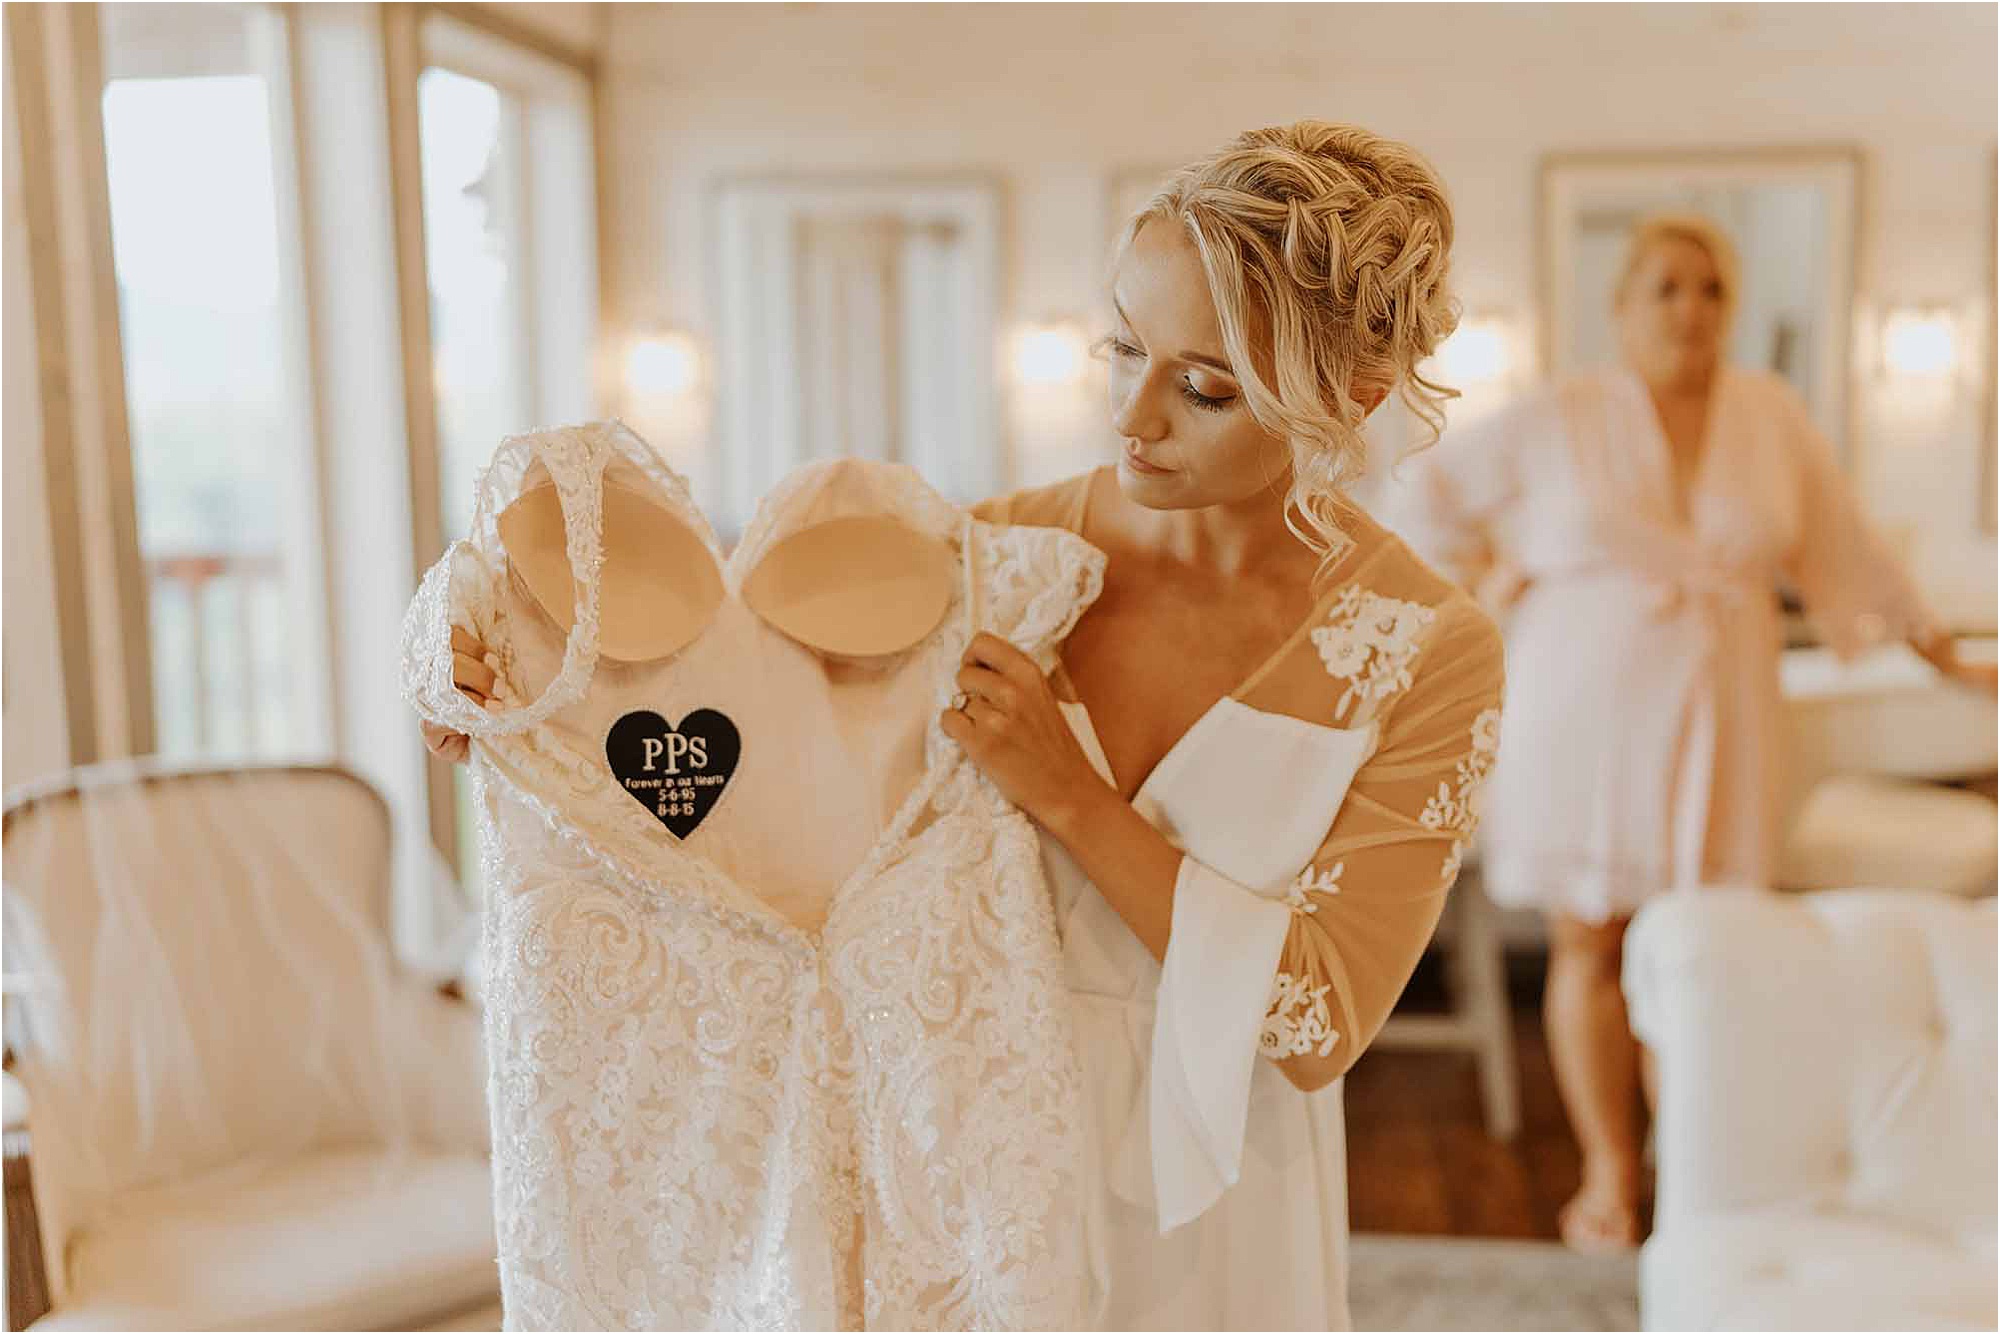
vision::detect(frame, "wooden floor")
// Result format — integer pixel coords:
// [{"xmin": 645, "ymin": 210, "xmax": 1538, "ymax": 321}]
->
[{"xmin": 1345, "ymin": 951, "xmax": 1584, "ymax": 1242}]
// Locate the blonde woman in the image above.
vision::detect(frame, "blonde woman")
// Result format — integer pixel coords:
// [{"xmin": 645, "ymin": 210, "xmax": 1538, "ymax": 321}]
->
[
  {"xmin": 939, "ymin": 123, "xmax": 1502, "ymax": 1327},
  {"xmin": 1387, "ymin": 214, "xmax": 1995, "ymax": 1252},
  {"xmin": 431, "ymin": 122, "xmax": 1504, "ymax": 1328}
]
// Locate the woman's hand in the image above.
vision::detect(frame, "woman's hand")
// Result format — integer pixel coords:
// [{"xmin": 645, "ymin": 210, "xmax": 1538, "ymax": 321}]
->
[
  {"xmin": 1915, "ymin": 630, "xmax": 1999, "ymax": 694},
  {"xmin": 1940, "ymin": 657, "xmax": 1998, "ymax": 693},
  {"xmin": 420, "ymin": 626, "xmax": 498, "ymax": 764},
  {"xmin": 940, "ymin": 632, "xmax": 1116, "ymax": 835},
  {"xmin": 1472, "ymin": 560, "xmax": 1532, "ymax": 619}
]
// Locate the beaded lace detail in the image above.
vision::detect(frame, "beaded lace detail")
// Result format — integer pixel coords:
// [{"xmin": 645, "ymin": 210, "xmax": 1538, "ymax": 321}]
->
[{"xmin": 402, "ymin": 423, "xmax": 1104, "ymax": 1329}]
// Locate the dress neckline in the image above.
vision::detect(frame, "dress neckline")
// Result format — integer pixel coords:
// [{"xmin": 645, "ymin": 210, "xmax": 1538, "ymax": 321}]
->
[{"xmin": 479, "ymin": 426, "xmax": 992, "ymax": 949}]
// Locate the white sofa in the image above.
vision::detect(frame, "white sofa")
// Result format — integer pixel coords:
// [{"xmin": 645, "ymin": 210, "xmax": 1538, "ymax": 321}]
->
[{"xmin": 1624, "ymin": 889, "xmax": 1996, "ymax": 1331}]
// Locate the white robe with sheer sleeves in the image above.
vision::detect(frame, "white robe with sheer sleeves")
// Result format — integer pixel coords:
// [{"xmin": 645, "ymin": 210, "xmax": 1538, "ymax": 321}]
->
[{"xmin": 977, "ymin": 475, "xmax": 1507, "ymax": 1330}]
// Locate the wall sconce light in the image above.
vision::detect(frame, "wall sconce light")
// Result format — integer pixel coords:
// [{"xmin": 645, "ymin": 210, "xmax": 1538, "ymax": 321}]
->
[
  {"xmin": 624, "ymin": 328, "xmax": 703, "ymax": 399},
  {"xmin": 1880, "ymin": 308, "xmax": 1962, "ymax": 379},
  {"xmin": 1433, "ymin": 314, "xmax": 1516, "ymax": 387},
  {"xmin": 1011, "ymin": 320, "xmax": 1089, "ymax": 388}
]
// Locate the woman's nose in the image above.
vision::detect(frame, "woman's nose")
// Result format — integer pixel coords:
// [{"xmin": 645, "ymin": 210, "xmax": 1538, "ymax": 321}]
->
[{"xmin": 1110, "ymin": 377, "xmax": 1169, "ymax": 443}]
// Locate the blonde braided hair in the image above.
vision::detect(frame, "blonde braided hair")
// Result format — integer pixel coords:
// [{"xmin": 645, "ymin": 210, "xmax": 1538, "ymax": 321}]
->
[{"xmin": 1115, "ymin": 121, "xmax": 1461, "ymax": 580}]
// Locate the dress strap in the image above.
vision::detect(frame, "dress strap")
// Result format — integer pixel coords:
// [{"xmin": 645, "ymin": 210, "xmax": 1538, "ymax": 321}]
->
[
  {"xmin": 460, "ymin": 425, "xmax": 616, "ymax": 734},
  {"xmin": 960, "ymin": 512, "xmax": 981, "ymax": 638}
]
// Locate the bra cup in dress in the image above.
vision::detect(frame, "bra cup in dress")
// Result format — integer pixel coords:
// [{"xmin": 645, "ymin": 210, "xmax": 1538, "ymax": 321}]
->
[
  {"xmin": 496, "ymin": 460, "xmax": 963, "ymax": 665},
  {"xmin": 498, "ymin": 478, "xmax": 723, "ymax": 663},
  {"xmin": 739, "ymin": 514, "xmax": 958, "ymax": 659}
]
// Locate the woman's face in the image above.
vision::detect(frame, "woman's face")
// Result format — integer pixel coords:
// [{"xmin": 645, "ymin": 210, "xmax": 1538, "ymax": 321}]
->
[
  {"xmin": 1616, "ymin": 235, "xmax": 1728, "ymax": 388},
  {"xmin": 1103, "ymin": 219, "xmax": 1294, "ymax": 510}
]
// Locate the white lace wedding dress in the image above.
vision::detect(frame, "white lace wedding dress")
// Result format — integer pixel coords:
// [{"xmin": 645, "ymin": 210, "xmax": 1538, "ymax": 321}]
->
[{"xmin": 401, "ymin": 422, "xmax": 1103, "ymax": 1330}]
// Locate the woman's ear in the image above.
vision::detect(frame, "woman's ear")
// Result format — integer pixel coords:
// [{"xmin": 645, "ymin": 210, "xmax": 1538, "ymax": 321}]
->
[
  {"xmin": 498, "ymin": 480, "xmax": 723, "ymax": 662},
  {"xmin": 741, "ymin": 515, "xmax": 957, "ymax": 658}
]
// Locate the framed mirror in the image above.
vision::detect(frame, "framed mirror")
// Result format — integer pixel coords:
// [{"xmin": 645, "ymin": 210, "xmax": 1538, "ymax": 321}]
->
[{"xmin": 1540, "ymin": 146, "xmax": 1862, "ymax": 457}]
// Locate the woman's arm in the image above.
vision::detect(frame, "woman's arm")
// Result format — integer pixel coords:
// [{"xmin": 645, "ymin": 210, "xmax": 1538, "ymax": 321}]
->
[
  {"xmin": 1774, "ymin": 374, "xmax": 1987, "ymax": 691},
  {"xmin": 945, "ymin": 603, "xmax": 1507, "ymax": 1094},
  {"xmin": 1912, "ymin": 627, "xmax": 1998, "ymax": 692}
]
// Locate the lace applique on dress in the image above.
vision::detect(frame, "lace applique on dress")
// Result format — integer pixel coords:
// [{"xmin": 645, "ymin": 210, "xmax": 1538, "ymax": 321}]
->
[
  {"xmin": 1423, "ymin": 706, "xmax": 1503, "ymax": 886},
  {"xmin": 403, "ymin": 424, "xmax": 1101, "ymax": 1331}
]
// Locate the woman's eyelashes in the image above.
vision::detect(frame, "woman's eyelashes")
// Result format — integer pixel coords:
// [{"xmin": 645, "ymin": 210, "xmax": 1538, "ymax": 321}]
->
[
  {"xmin": 1178, "ymin": 380, "xmax": 1236, "ymax": 413},
  {"xmin": 1103, "ymin": 334, "xmax": 1239, "ymax": 413}
]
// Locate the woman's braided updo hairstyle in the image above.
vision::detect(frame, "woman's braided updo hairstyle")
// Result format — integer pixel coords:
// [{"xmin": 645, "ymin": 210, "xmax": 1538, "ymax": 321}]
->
[{"xmin": 1115, "ymin": 120, "xmax": 1461, "ymax": 578}]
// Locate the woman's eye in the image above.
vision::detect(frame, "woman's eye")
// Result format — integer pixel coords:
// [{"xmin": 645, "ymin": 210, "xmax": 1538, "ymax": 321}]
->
[
  {"xmin": 1109, "ymin": 338, "xmax": 1142, "ymax": 360},
  {"xmin": 1178, "ymin": 380, "xmax": 1236, "ymax": 413}
]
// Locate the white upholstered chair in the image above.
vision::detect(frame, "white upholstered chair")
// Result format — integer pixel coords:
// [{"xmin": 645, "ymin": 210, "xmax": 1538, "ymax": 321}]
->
[
  {"xmin": 2, "ymin": 761, "xmax": 498, "ymax": 1331},
  {"xmin": 1624, "ymin": 888, "xmax": 1996, "ymax": 1330}
]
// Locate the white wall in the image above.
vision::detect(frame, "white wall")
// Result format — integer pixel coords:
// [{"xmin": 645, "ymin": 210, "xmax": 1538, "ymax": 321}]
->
[
  {"xmin": 467, "ymin": 1, "xmax": 605, "ymax": 62},
  {"xmin": 597, "ymin": 2, "xmax": 1996, "ymax": 613}
]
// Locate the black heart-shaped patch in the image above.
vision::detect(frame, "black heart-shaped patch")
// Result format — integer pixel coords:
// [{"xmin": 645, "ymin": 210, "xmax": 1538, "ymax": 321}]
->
[{"xmin": 605, "ymin": 709, "xmax": 741, "ymax": 838}]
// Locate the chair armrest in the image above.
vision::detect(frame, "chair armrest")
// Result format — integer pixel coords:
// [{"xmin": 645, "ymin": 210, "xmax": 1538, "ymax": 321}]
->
[
  {"xmin": 4, "ymin": 1058, "xmax": 51, "ymax": 1331},
  {"xmin": 1624, "ymin": 890, "xmax": 1867, "ymax": 1224},
  {"xmin": 1625, "ymin": 888, "xmax": 1994, "ymax": 1232}
]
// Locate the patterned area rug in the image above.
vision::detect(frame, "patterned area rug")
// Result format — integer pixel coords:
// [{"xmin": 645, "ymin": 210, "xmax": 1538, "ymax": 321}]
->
[{"xmin": 1349, "ymin": 1233, "xmax": 1641, "ymax": 1331}]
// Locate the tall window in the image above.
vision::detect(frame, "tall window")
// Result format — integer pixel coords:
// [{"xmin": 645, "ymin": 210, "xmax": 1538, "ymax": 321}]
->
[
  {"xmin": 419, "ymin": 14, "xmax": 596, "ymax": 549},
  {"xmin": 419, "ymin": 67, "xmax": 531, "ymax": 543},
  {"xmin": 413, "ymin": 13, "xmax": 598, "ymax": 893},
  {"xmin": 99, "ymin": 2, "xmax": 324, "ymax": 759}
]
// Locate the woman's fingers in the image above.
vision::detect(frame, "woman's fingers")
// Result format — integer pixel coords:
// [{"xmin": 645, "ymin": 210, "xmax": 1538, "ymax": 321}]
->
[
  {"xmin": 449, "ymin": 625, "xmax": 488, "ymax": 658},
  {"xmin": 963, "ymin": 632, "xmax": 1039, "ymax": 685},
  {"xmin": 421, "ymin": 720, "xmax": 470, "ymax": 764},
  {"xmin": 954, "ymin": 663, "xmax": 1015, "ymax": 705}
]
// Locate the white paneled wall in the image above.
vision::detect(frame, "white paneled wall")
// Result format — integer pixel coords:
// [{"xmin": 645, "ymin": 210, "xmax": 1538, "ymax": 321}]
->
[{"xmin": 595, "ymin": 2, "xmax": 1995, "ymax": 615}]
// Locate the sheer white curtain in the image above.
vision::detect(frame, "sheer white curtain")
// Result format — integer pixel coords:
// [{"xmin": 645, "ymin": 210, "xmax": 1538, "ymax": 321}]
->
[
  {"xmin": 796, "ymin": 212, "xmax": 905, "ymax": 465},
  {"xmin": 713, "ymin": 180, "xmax": 999, "ymax": 537}
]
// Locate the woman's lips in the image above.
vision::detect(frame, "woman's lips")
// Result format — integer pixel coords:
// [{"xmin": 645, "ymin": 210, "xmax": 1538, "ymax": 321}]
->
[{"xmin": 1123, "ymin": 447, "xmax": 1173, "ymax": 475}]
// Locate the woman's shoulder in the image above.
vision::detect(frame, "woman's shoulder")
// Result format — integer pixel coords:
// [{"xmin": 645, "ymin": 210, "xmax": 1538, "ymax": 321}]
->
[
  {"xmin": 1321, "ymin": 505, "xmax": 1505, "ymax": 677},
  {"xmin": 969, "ymin": 468, "xmax": 1098, "ymax": 532},
  {"xmin": 1725, "ymin": 364, "xmax": 1815, "ymax": 422}
]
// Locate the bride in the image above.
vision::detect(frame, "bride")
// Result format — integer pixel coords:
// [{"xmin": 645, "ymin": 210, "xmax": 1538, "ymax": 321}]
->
[{"xmin": 430, "ymin": 119, "xmax": 1504, "ymax": 1329}]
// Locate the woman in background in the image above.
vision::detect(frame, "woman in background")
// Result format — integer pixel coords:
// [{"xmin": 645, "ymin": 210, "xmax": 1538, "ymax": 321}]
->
[
  {"xmin": 1388, "ymin": 213, "xmax": 1995, "ymax": 1252},
  {"xmin": 432, "ymin": 121, "xmax": 1505, "ymax": 1328}
]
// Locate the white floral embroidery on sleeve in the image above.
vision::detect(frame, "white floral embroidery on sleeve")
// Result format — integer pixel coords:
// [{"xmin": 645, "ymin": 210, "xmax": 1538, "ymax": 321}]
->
[
  {"xmin": 1311, "ymin": 587, "xmax": 1439, "ymax": 723},
  {"xmin": 1260, "ymin": 972, "xmax": 1340, "ymax": 1061},
  {"xmin": 1283, "ymin": 862, "xmax": 1343, "ymax": 915},
  {"xmin": 1422, "ymin": 706, "xmax": 1502, "ymax": 886}
]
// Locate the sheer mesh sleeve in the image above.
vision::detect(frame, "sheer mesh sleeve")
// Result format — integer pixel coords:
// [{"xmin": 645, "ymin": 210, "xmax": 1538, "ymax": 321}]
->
[
  {"xmin": 1256, "ymin": 605, "xmax": 1505, "ymax": 1092},
  {"xmin": 1775, "ymin": 377, "xmax": 1943, "ymax": 658}
]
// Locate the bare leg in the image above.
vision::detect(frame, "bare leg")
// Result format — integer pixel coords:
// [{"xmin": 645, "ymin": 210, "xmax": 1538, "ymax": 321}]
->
[{"xmin": 1544, "ymin": 911, "xmax": 1644, "ymax": 1252}]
